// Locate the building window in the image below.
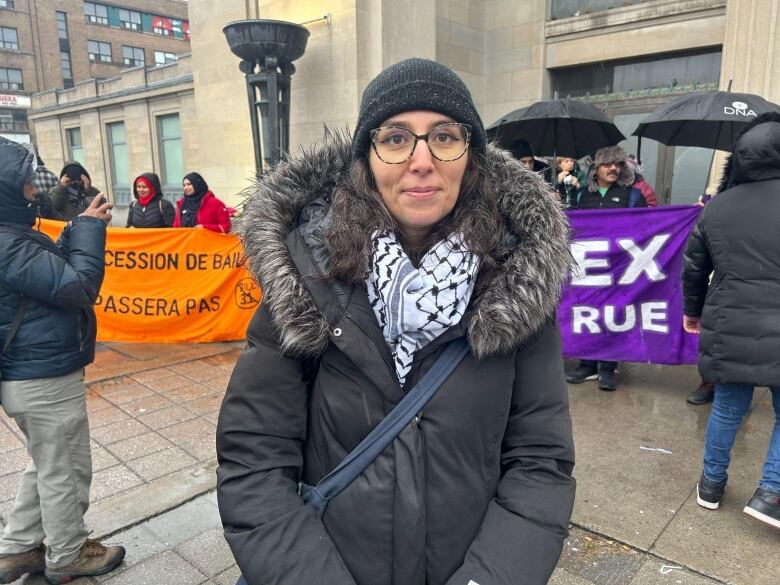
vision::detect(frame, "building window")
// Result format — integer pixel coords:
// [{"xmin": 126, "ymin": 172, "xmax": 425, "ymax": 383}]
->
[
  {"xmin": 61, "ymin": 51, "xmax": 74, "ymax": 88},
  {"xmin": 66, "ymin": 128, "xmax": 84, "ymax": 164},
  {"xmin": 158, "ymin": 114, "xmax": 183, "ymax": 186},
  {"xmin": 0, "ymin": 108, "xmax": 27, "ymax": 132},
  {"xmin": 122, "ymin": 46, "xmax": 144, "ymax": 67},
  {"xmin": 0, "ymin": 67, "xmax": 22, "ymax": 90},
  {"xmin": 0, "ymin": 27, "xmax": 19, "ymax": 51},
  {"xmin": 154, "ymin": 51, "xmax": 177, "ymax": 66},
  {"xmin": 56, "ymin": 11, "xmax": 69, "ymax": 40},
  {"xmin": 0, "ymin": 1, "xmax": 15, "ymax": 10},
  {"xmin": 84, "ymin": 1, "xmax": 109, "ymax": 26},
  {"xmin": 107, "ymin": 122, "xmax": 129, "ymax": 189},
  {"xmin": 118, "ymin": 8, "xmax": 142, "ymax": 31},
  {"xmin": 87, "ymin": 40, "xmax": 112, "ymax": 63}
]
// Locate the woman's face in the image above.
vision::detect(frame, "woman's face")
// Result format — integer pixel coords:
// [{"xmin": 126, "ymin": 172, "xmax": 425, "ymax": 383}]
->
[
  {"xmin": 558, "ymin": 158, "xmax": 575, "ymax": 172},
  {"xmin": 135, "ymin": 180, "xmax": 150, "ymax": 197},
  {"xmin": 369, "ymin": 110, "xmax": 468, "ymax": 242},
  {"xmin": 183, "ymin": 178, "xmax": 194, "ymax": 196}
]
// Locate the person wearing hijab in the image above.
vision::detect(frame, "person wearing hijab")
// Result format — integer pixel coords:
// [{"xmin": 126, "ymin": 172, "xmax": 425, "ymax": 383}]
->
[
  {"xmin": 173, "ymin": 172, "xmax": 231, "ymax": 233},
  {"xmin": 49, "ymin": 162, "xmax": 101, "ymax": 221},
  {"xmin": 126, "ymin": 173, "xmax": 175, "ymax": 228}
]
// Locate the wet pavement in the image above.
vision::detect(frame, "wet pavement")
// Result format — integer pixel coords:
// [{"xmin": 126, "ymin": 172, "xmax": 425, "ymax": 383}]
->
[{"xmin": 1, "ymin": 346, "xmax": 777, "ymax": 584}]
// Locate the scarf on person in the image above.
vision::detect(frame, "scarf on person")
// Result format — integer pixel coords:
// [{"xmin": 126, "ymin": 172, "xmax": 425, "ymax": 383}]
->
[
  {"xmin": 181, "ymin": 172, "xmax": 208, "ymax": 227},
  {"xmin": 366, "ymin": 230, "xmax": 480, "ymax": 386}
]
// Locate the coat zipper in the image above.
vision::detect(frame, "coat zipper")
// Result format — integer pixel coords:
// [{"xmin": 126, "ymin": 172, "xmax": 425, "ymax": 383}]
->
[{"xmin": 344, "ymin": 311, "xmax": 398, "ymax": 383}]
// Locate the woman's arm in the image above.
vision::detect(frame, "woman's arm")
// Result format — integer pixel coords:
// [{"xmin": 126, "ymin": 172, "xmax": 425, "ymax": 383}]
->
[
  {"xmin": 681, "ymin": 214, "xmax": 713, "ymax": 318},
  {"xmin": 445, "ymin": 320, "xmax": 576, "ymax": 585},
  {"xmin": 162, "ymin": 200, "xmax": 176, "ymax": 227},
  {"xmin": 217, "ymin": 304, "xmax": 357, "ymax": 585}
]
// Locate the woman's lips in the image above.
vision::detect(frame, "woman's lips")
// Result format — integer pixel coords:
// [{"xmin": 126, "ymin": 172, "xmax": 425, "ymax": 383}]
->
[{"xmin": 404, "ymin": 188, "xmax": 438, "ymax": 199}]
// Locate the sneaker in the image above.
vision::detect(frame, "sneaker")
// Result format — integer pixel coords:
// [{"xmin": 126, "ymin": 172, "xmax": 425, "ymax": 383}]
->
[
  {"xmin": 44, "ymin": 539, "xmax": 125, "ymax": 584},
  {"xmin": 743, "ymin": 487, "xmax": 780, "ymax": 529},
  {"xmin": 0, "ymin": 544, "xmax": 45, "ymax": 584},
  {"xmin": 687, "ymin": 380, "xmax": 715, "ymax": 405},
  {"xmin": 696, "ymin": 474, "xmax": 727, "ymax": 510},
  {"xmin": 566, "ymin": 363, "xmax": 598, "ymax": 384},
  {"xmin": 598, "ymin": 369, "xmax": 617, "ymax": 391}
]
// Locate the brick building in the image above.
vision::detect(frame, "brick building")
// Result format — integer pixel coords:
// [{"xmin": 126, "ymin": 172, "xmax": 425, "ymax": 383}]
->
[{"xmin": 0, "ymin": 0, "xmax": 189, "ymax": 144}]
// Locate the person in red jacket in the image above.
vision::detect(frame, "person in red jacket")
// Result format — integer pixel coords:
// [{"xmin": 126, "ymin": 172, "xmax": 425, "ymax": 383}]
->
[{"xmin": 173, "ymin": 172, "xmax": 231, "ymax": 233}]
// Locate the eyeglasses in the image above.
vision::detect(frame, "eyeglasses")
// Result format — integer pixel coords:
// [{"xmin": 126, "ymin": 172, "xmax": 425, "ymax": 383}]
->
[{"xmin": 369, "ymin": 123, "xmax": 471, "ymax": 164}]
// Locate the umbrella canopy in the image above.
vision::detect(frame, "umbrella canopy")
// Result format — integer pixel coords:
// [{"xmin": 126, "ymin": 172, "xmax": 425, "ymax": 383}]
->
[
  {"xmin": 486, "ymin": 99, "xmax": 625, "ymax": 159},
  {"xmin": 632, "ymin": 91, "xmax": 780, "ymax": 151}
]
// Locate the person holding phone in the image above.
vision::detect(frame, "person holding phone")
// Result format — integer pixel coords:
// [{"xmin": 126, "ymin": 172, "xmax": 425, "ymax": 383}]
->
[{"xmin": 49, "ymin": 162, "xmax": 102, "ymax": 221}]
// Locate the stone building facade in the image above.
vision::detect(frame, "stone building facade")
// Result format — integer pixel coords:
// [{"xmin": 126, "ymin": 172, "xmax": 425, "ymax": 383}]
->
[{"xmin": 28, "ymin": 0, "xmax": 780, "ymax": 215}]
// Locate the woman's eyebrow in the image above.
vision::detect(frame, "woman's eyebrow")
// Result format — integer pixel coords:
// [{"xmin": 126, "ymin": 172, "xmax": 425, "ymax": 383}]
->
[{"xmin": 382, "ymin": 118, "xmax": 455, "ymax": 130}]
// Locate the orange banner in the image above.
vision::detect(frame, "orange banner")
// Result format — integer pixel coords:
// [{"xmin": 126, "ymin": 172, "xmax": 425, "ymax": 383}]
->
[{"xmin": 39, "ymin": 220, "xmax": 259, "ymax": 343}]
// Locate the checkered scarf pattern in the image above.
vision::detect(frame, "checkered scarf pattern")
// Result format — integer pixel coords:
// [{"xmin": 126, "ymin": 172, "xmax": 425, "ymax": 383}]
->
[{"xmin": 367, "ymin": 230, "xmax": 479, "ymax": 386}]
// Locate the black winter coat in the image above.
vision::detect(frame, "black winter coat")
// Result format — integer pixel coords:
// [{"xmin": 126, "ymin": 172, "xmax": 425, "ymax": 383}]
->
[
  {"xmin": 217, "ymin": 137, "xmax": 576, "ymax": 585},
  {"xmin": 0, "ymin": 218, "xmax": 106, "ymax": 381},
  {"xmin": 682, "ymin": 112, "xmax": 780, "ymax": 386},
  {"xmin": 126, "ymin": 174, "xmax": 175, "ymax": 228}
]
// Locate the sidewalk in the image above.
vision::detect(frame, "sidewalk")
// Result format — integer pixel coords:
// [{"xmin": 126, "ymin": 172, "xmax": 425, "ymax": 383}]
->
[{"xmin": 1, "ymin": 345, "xmax": 777, "ymax": 584}]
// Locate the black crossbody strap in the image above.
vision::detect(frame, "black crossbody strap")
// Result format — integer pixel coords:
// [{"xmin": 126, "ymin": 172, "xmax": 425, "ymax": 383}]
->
[{"xmin": 2, "ymin": 297, "xmax": 30, "ymax": 356}]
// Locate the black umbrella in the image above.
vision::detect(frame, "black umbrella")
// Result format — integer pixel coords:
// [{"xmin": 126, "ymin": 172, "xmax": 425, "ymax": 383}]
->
[
  {"xmin": 486, "ymin": 98, "xmax": 625, "ymax": 159},
  {"xmin": 632, "ymin": 90, "xmax": 780, "ymax": 154}
]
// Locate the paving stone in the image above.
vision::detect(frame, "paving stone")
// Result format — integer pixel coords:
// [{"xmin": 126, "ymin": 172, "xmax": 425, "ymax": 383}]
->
[
  {"xmin": 92, "ymin": 525, "xmax": 167, "ymax": 577},
  {"xmin": 0, "ymin": 425, "xmax": 23, "ymax": 454},
  {"xmin": 105, "ymin": 432, "xmax": 174, "ymax": 461},
  {"xmin": 136, "ymin": 405, "xmax": 198, "ymax": 431},
  {"xmin": 141, "ymin": 375, "xmax": 193, "ymax": 393},
  {"xmin": 549, "ymin": 569, "xmax": 594, "ymax": 584},
  {"xmin": 91, "ymin": 420, "xmax": 149, "ymax": 445},
  {"xmin": 178, "ymin": 435, "xmax": 217, "ymax": 462},
  {"xmin": 100, "ymin": 550, "xmax": 207, "ymax": 585},
  {"xmin": 184, "ymin": 393, "xmax": 225, "ymax": 416},
  {"xmin": 1, "ymin": 447, "xmax": 29, "ymax": 477},
  {"xmin": 629, "ymin": 560, "xmax": 722, "ymax": 584},
  {"xmin": 158, "ymin": 419, "xmax": 215, "ymax": 445},
  {"xmin": 203, "ymin": 373, "xmax": 232, "ymax": 392},
  {"xmin": 213, "ymin": 565, "xmax": 241, "ymax": 585},
  {"xmin": 0, "ymin": 472, "xmax": 23, "ymax": 503},
  {"xmin": 90, "ymin": 465, "xmax": 143, "ymax": 501},
  {"xmin": 128, "ymin": 367, "xmax": 177, "ymax": 384},
  {"xmin": 119, "ymin": 394, "xmax": 175, "ymax": 417},
  {"xmin": 162, "ymin": 384, "xmax": 215, "ymax": 403},
  {"xmin": 86, "ymin": 394, "xmax": 113, "ymax": 413},
  {"xmin": 176, "ymin": 527, "xmax": 235, "ymax": 577},
  {"xmin": 91, "ymin": 444, "xmax": 120, "ymax": 472},
  {"xmin": 97, "ymin": 384, "xmax": 156, "ymax": 405},
  {"xmin": 127, "ymin": 446, "xmax": 197, "ymax": 481},
  {"xmin": 143, "ymin": 497, "xmax": 222, "ymax": 547},
  {"xmin": 558, "ymin": 529, "xmax": 644, "ymax": 585},
  {"xmin": 169, "ymin": 362, "xmax": 226, "ymax": 381},
  {"xmin": 88, "ymin": 405, "xmax": 131, "ymax": 429}
]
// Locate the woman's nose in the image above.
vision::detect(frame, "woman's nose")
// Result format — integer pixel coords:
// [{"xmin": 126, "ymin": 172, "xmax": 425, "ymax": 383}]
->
[{"xmin": 408, "ymin": 139, "xmax": 434, "ymax": 171}]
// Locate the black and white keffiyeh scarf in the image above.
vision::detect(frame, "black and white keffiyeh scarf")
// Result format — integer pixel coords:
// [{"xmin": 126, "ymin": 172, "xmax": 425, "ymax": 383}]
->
[{"xmin": 367, "ymin": 230, "xmax": 480, "ymax": 386}]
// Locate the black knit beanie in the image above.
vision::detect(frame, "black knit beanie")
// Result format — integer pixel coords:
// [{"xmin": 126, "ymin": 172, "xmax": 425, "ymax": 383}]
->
[{"xmin": 351, "ymin": 58, "xmax": 486, "ymax": 161}]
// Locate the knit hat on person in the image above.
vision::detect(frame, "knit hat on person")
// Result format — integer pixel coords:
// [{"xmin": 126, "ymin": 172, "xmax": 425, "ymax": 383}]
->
[
  {"xmin": 593, "ymin": 146, "xmax": 628, "ymax": 167},
  {"xmin": 351, "ymin": 58, "xmax": 486, "ymax": 160}
]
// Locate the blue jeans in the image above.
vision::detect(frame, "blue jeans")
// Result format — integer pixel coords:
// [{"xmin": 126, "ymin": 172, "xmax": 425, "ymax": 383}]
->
[{"xmin": 703, "ymin": 383, "xmax": 780, "ymax": 493}]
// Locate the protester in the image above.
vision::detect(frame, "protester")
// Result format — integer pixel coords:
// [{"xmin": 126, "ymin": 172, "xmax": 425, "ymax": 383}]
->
[
  {"xmin": 173, "ymin": 172, "xmax": 231, "ymax": 233},
  {"xmin": 509, "ymin": 138, "xmax": 552, "ymax": 180},
  {"xmin": 626, "ymin": 155, "xmax": 658, "ymax": 207},
  {"xmin": 126, "ymin": 173, "xmax": 175, "ymax": 228},
  {"xmin": 0, "ymin": 137, "xmax": 126, "ymax": 583},
  {"xmin": 49, "ymin": 161, "xmax": 101, "ymax": 221},
  {"xmin": 682, "ymin": 112, "xmax": 780, "ymax": 529},
  {"xmin": 567, "ymin": 145, "xmax": 647, "ymax": 391},
  {"xmin": 555, "ymin": 155, "xmax": 586, "ymax": 208},
  {"xmin": 217, "ymin": 58, "xmax": 575, "ymax": 585}
]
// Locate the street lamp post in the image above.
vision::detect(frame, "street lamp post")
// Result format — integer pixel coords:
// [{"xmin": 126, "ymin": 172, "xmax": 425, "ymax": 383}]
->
[{"xmin": 223, "ymin": 19, "xmax": 310, "ymax": 174}]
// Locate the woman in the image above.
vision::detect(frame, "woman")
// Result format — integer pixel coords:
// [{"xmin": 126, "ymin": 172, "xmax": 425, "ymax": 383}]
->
[
  {"xmin": 217, "ymin": 59, "xmax": 575, "ymax": 585},
  {"xmin": 126, "ymin": 173, "xmax": 175, "ymax": 228},
  {"xmin": 555, "ymin": 156, "xmax": 585, "ymax": 208},
  {"xmin": 173, "ymin": 172, "xmax": 231, "ymax": 233}
]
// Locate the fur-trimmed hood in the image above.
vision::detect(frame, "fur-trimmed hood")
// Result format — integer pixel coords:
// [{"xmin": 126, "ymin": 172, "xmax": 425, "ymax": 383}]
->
[
  {"xmin": 717, "ymin": 111, "xmax": 780, "ymax": 193},
  {"xmin": 238, "ymin": 132, "xmax": 571, "ymax": 361}
]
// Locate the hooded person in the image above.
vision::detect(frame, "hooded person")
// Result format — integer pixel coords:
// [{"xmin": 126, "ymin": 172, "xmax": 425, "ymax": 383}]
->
[
  {"xmin": 575, "ymin": 145, "xmax": 647, "ymax": 210},
  {"xmin": 682, "ymin": 111, "xmax": 780, "ymax": 528},
  {"xmin": 126, "ymin": 173, "xmax": 175, "ymax": 228},
  {"xmin": 173, "ymin": 172, "xmax": 231, "ymax": 233},
  {"xmin": 0, "ymin": 137, "xmax": 126, "ymax": 583},
  {"xmin": 217, "ymin": 58, "xmax": 575, "ymax": 585},
  {"xmin": 49, "ymin": 161, "xmax": 101, "ymax": 221},
  {"xmin": 508, "ymin": 138, "xmax": 552, "ymax": 180}
]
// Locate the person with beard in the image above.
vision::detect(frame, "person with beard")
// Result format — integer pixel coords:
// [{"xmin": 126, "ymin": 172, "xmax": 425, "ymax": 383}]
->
[
  {"xmin": 217, "ymin": 58, "xmax": 575, "ymax": 585},
  {"xmin": 173, "ymin": 172, "xmax": 231, "ymax": 233},
  {"xmin": 126, "ymin": 173, "xmax": 175, "ymax": 228},
  {"xmin": 566, "ymin": 145, "xmax": 647, "ymax": 392},
  {"xmin": 0, "ymin": 137, "xmax": 126, "ymax": 584},
  {"xmin": 49, "ymin": 162, "xmax": 102, "ymax": 221}
]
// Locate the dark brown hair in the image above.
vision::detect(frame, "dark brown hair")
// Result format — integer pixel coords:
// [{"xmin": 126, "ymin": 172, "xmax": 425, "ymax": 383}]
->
[{"xmin": 326, "ymin": 151, "xmax": 503, "ymax": 282}]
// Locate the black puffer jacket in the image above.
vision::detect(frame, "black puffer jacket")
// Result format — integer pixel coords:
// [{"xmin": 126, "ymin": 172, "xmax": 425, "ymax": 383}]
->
[
  {"xmin": 682, "ymin": 112, "xmax": 780, "ymax": 386},
  {"xmin": 126, "ymin": 173, "xmax": 175, "ymax": 228},
  {"xmin": 0, "ymin": 140, "xmax": 106, "ymax": 381},
  {"xmin": 217, "ymin": 137, "xmax": 576, "ymax": 585}
]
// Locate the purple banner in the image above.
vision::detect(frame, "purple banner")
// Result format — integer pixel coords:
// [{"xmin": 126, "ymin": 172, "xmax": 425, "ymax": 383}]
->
[{"xmin": 558, "ymin": 205, "xmax": 701, "ymax": 364}]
